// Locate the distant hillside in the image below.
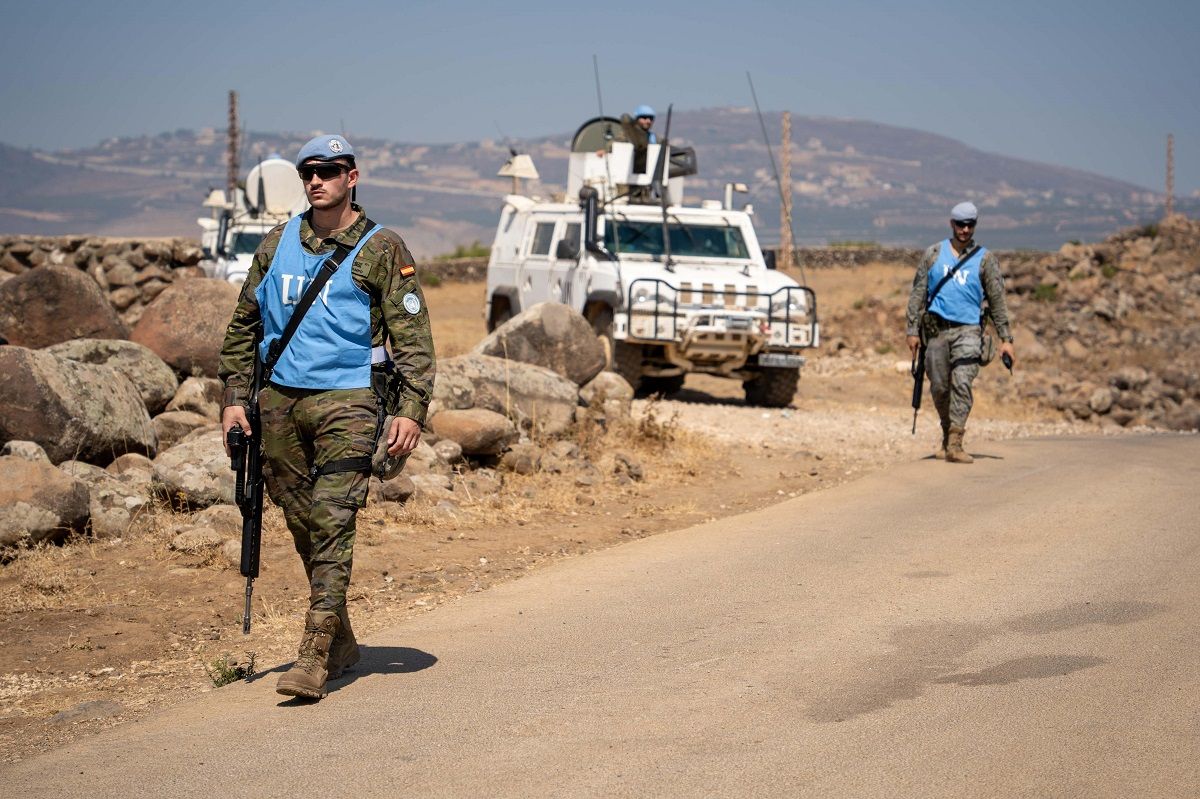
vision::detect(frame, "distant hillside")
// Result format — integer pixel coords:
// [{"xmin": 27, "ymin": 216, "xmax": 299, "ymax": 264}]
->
[{"xmin": 0, "ymin": 109, "xmax": 1190, "ymax": 254}]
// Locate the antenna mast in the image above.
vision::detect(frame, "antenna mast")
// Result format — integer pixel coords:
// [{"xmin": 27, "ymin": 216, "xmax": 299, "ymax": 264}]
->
[
  {"xmin": 779, "ymin": 111, "xmax": 794, "ymax": 270},
  {"xmin": 1166, "ymin": 133, "xmax": 1175, "ymax": 219},
  {"xmin": 227, "ymin": 90, "xmax": 240, "ymax": 199}
]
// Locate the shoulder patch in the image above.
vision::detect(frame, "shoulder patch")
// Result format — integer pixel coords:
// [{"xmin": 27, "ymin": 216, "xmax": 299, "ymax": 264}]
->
[
  {"xmin": 400, "ymin": 263, "xmax": 416, "ymax": 277},
  {"xmin": 402, "ymin": 292, "xmax": 421, "ymax": 314}
]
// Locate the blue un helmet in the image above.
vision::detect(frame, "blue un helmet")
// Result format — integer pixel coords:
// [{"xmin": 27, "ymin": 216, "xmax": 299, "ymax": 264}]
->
[
  {"xmin": 633, "ymin": 105, "xmax": 656, "ymax": 120},
  {"xmin": 295, "ymin": 134, "xmax": 356, "ymax": 167}
]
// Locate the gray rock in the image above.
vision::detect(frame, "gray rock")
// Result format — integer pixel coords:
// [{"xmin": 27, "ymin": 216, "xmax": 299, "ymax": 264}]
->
[
  {"xmin": 428, "ymin": 408, "xmax": 518, "ymax": 455},
  {"xmin": 58, "ymin": 459, "xmax": 151, "ymax": 538},
  {"xmin": 0, "ymin": 456, "xmax": 91, "ymax": 547},
  {"xmin": 2, "ymin": 441, "xmax": 50, "ymax": 463},
  {"xmin": 170, "ymin": 526, "xmax": 224, "ymax": 553},
  {"xmin": 1088, "ymin": 387, "xmax": 1115, "ymax": 414},
  {"xmin": 152, "ymin": 428, "xmax": 235, "ymax": 509},
  {"xmin": 192, "ymin": 504, "xmax": 242, "ymax": 538},
  {"xmin": 499, "ymin": 443, "xmax": 541, "ymax": 475},
  {"xmin": 0, "ymin": 265, "xmax": 128, "ymax": 348},
  {"xmin": 220, "ymin": 538, "xmax": 242, "ymax": 568},
  {"xmin": 579, "ymin": 371, "xmax": 635, "ymax": 422},
  {"xmin": 410, "ymin": 473, "xmax": 454, "ymax": 500},
  {"xmin": 473, "ymin": 302, "xmax": 607, "ymax": 386},
  {"xmin": 378, "ymin": 474, "xmax": 416, "ymax": 503},
  {"xmin": 44, "ymin": 338, "xmax": 178, "ymax": 415},
  {"xmin": 433, "ymin": 354, "xmax": 577, "ymax": 436},
  {"xmin": 1112, "ymin": 366, "xmax": 1151, "ymax": 391},
  {"xmin": 403, "ymin": 440, "xmax": 452, "ymax": 477},
  {"xmin": 432, "ymin": 438, "xmax": 463, "ymax": 464},
  {"xmin": 131, "ymin": 279, "xmax": 239, "ymax": 377},
  {"xmin": 152, "ymin": 411, "xmax": 214, "ymax": 450},
  {"xmin": 49, "ymin": 699, "xmax": 123, "ymax": 726},
  {"xmin": 0, "ymin": 347, "xmax": 157, "ymax": 466},
  {"xmin": 166, "ymin": 376, "xmax": 223, "ymax": 420},
  {"xmin": 455, "ymin": 469, "xmax": 502, "ymax": 500}
]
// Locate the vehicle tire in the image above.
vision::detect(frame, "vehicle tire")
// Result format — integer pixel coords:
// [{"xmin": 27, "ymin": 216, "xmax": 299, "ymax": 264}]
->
[
  {"xmin": 743, "ymin": 368, "xmax": 799, "ymax": 408},
  {"xmin": 487, "ymin": 295, "xmax": 513, "ymax": 332},
  {"xmin": 590, "ymin": 306, "xmax": 642, "ymax": 391},
  {"xmin": 640, "ymin": 374, "xmax": 685, "ymax": 397}
]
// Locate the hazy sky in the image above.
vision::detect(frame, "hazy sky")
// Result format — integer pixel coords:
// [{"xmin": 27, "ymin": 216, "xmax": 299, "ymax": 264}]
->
[{"xmin": 5, "ymin": 0, "xmax": 1198, "ymax": 193}]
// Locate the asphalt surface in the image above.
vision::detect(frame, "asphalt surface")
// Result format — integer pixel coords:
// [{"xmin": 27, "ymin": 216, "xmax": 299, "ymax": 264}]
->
[{"xmin": 5, "ymin": 434, "xmax": 1198, "ymax": 798}]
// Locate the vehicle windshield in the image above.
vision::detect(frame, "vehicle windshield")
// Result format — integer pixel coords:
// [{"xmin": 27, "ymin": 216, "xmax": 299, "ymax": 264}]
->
[
  {"xmin": 231, "ymin": 231, "xmax": 263, "ymax": 256},
  {"xmin": 604, "ymin": 220, "xmax": 750, "ymax": 260}
]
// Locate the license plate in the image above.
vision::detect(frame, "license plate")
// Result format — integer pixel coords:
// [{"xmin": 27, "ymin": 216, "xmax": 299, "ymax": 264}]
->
[{"xmin": 758, "ymin": 353, "xmax": 805, "ymax": 368}]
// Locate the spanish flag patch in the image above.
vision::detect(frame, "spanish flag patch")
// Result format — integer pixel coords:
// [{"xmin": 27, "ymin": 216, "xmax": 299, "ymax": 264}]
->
[{"xmin": 400, "ymin": 263, "xmax": 416, "ymax": 278}]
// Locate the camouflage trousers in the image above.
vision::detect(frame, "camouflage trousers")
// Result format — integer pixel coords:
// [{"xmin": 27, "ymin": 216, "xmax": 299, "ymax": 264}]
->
[
  {"xmin": 925, "ymin": 324, "xmax": 982, "ymax": 429},
  {"xmin": 259, "ymin": 384, "xmax": 378, "ymax": 612}
]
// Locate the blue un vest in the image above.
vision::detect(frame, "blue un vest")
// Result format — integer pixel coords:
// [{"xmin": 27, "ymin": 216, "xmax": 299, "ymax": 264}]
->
[
  {"xmin": 927, "ymin": 239, "xmax": 986, "ymax": 325},
  {"xmin": 256, "ymin": 215, "xmax": 382, "ymax": 389}
]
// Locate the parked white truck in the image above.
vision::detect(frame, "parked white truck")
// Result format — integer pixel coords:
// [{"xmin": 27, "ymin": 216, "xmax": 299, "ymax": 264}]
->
[
  {"xmin": 198, "ymin": 156, "xmax": 306, "ymax": 284},
  {"xmin": 484, "ymin": 116, "xmax": 819, "ymax": 406}
]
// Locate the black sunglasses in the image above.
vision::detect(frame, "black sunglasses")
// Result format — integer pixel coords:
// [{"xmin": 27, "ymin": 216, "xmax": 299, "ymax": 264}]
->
[
  {"xmin": 298, "ymin": 163, "xmax": 350, "ymax": 182},
  {"xmin": 952, "ymin": 219, "xmax": 977, "ymax": 229}
]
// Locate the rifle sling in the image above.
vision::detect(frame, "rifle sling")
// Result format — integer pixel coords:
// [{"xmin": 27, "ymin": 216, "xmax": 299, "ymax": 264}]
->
[
  {"xmin": 924, "ymin": 244, "xmax": 981, "ymax": 313},
  {"xmin": 263, "ymin": 217, "xmax": 376, "ymax": 378}
]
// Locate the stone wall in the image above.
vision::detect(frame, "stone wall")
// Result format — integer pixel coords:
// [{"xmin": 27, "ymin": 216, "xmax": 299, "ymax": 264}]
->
[
  {"xmin": 782, "ymin": 247, "xmax": 1050, "ymax": 271},
  {"xmin": 0, "ymin": 236, "xmax": 206, "ymax": 326}
]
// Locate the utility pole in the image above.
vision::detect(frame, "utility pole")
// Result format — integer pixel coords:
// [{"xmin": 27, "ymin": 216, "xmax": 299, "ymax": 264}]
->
[
  {"xmin": 779, "ymin": 111, "xmax": 794, "ymax": 269},
  {"xmin": 1165, "ymin": 133, "xmax": 1175, "ymax": 219},
  {"xmin": 227, "ymin": 90, "xmax": 240, "ymax": 200}
]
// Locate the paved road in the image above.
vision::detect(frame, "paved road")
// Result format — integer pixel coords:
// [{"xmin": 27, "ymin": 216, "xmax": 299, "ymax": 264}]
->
[{"xmin": 5, "ymin": 435, "xmax": 1198, "ymax": 798}]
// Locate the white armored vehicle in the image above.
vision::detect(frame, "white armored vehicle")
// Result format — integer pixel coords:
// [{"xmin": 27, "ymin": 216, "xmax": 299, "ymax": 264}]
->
[
  {"xmin": 484, "ymin": 116, "xmax": 819, "ymax": 406},
  {"xmin": 198, "ymin": 156, "xmax": 306, "ymax": 284}
]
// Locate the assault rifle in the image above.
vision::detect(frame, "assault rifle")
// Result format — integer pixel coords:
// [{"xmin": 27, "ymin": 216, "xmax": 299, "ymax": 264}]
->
[{"xmin": 227, "ymin": 342, "xmax": 265, "ymax": 634}]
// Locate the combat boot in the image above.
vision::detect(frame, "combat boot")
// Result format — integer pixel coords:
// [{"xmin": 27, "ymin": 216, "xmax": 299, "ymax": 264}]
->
[
  {"xmin": 946, "ymin": 426, "xmax": 974, "ymax": 464},
  {"xmin": 327, "ymin": 605, "xmax": 360, "ymax": 680},
  {"xmin": 934, "ymin": 424, "xmax": 950, "ymax": 460},
  {"xmin": 276, "ymin": 610, "xmax": 340, "ymax": 699}
]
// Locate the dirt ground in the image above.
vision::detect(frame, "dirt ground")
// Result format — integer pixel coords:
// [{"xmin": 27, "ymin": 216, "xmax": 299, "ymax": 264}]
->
[{"xmin": 0, "ymin": 265, "xmax": 1089, "ymax": 762}]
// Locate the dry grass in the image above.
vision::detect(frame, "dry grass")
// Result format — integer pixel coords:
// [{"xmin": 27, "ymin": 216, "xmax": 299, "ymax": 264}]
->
[{"xmin": 0, "ymin": 537, "xmax": 97, "ymax": 612}]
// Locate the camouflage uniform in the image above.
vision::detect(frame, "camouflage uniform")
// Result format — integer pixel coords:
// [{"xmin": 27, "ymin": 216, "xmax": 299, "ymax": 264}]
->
[
  {"xmin": 219, "ymin": 204, "xmax": 434, "ymax": 612},
  {"xmin": 906, "ymin": 241, "xmax": 1012, "ymax": 430}
]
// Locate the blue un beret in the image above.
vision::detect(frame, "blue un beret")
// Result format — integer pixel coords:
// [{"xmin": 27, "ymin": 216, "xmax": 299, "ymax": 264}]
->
[
  {"xmin": 296, "ymin": 134, "xmax": 355, "ymax": 166},
  {"xmin": 950, "ymin": 201, "xmax": 978, "ymax": 222}
]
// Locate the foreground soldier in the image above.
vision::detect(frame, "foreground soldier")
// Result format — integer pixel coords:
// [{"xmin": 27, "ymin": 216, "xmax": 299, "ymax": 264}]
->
[
  {"xmin": 219, "ymin": 134, "xmax": 434, "ymax": 698},
  {"xmin": 905, "ymin": 202, "xmax": 1015, "ymax": 463}
]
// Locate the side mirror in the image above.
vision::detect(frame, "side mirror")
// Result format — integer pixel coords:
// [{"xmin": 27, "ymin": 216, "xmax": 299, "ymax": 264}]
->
[
  {"xmin": 579, "ymin": 186, "xmax": 600, "ymax": 253},
  {"xmin": 763, "ymin": 249, "xmax": 777, "ymax": 270},
  {"xmin": 555, "ymin": 238, "xmax": 580, "ymax": 260}
]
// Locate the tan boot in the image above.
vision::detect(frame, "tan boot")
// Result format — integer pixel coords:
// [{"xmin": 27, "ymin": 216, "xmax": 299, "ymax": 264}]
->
[
  {"xmin": 934, "ymin": 425, "xmax": 949, "ymax": 460},
  {"xmin": 327, "ymin": 606, "xmax": 360, "ymax": 680},
  {"xmin": 276, "ymin": 610, "xmax": 340, "ymax": 699},
  {"xmin": 946, "ymin": 426, "xmax": 974, "ymax": 464}
]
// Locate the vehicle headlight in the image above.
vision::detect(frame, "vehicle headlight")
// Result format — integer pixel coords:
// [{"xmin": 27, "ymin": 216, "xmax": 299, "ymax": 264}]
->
[{"xmin": 631, "ymin": 285, "xmax": 671, "ymax": 307}]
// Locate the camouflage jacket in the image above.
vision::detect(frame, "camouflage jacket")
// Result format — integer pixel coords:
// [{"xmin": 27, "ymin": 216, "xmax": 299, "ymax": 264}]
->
[
  {"xmin": 218, "ymin": 205, "xmax": 435, "ymax": 425},
  {"xmin": 905, "ymin": 240, "xmax": 1013, "ymax": 341}
]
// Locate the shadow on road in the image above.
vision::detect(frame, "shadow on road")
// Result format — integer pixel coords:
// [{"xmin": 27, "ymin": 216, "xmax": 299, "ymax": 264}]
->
[{"xmin": 248, "ymin": 646, "xmax": 438, "ymax": 704}]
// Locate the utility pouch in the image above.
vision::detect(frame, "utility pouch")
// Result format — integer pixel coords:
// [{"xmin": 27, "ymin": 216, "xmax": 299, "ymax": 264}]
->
[{"xmin": 979, "ymin": 330, "xmax": 997, "ymax": 366}]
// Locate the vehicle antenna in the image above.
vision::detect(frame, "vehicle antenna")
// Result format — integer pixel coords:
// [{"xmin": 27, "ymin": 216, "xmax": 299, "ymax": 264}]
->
[
  {"xmin": 747, "ymin": 72, "xmax": 808, "ymax": 287},
  {"xmin": 591, "ymin": 55, "xmax": 620, "ymax": 254},
  {"xmin": 652, "ymin": 104, "xmax": 675, "ymax": 271}
]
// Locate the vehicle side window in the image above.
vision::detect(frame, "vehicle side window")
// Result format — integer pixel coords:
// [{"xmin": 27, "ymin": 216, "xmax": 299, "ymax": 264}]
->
[
  {"xmin": 530, "ymin": 222, "xmax": 556, "ymax": 256},
  {"xmin": 563, "ymin": 223, "xmax": 581, "ymax": 248}
]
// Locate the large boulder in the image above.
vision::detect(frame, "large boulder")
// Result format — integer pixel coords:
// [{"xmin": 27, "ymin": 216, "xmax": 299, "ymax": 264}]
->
[
  {"xmin": 152, "ymin": 411, "xmax": 214, "ymax": 450},
  {"xmin": 152, "ymin": 427, "xmax": 234, "ymax": 509},
  {"xmin": 131, "ymin": 278, "xmax": 239, "ymax": 377},
  {"xmin": 0, "ymin": 265, "xmax": 128, "ymax": 348},
  {"xmin": 428, "ymin": 408, "xmax": 518, "ymax": 456},
  {"xmin": 58, "ymin": 459, "xmax": 152, "ymax": 539},
  {"xmin": 579, "ymin": 371, "xmax": 635, "ymax": 421},
  {"xmin": 433, "ymin": 354, "xmax": 577, "ymax": 436},
  {"xmin": 473, "ymin": 302, "xmax": 606, "ymax": 386},
  {"xmin": 45, "ymin": 338, "xmax": 179, "ymax": 415},
  {"xmin": 0, "ymin": 347, "xmax": 157, "ymax": 465},
  {"xmin": 165, "ymin": 376, "xmax": 223, "ymax": 420},
  {"xmin": 0, "ymin": 456, "xmax": 90, "ymax": 547}
]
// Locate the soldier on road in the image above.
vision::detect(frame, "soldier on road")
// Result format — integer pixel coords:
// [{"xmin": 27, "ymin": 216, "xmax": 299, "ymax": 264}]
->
[
  {"xmin": 219, "ymin": 134, "xmax": 435, "ymax": 699},
  {"xmin": 906, "ymin": 201, "xmax": 1015, "ymax": 463}
]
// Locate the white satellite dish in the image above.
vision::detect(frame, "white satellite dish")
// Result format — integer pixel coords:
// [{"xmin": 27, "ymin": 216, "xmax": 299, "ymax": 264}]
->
[{"xmin": 244, "ymin": 157, "xmax": 306, "ymax": 216}]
